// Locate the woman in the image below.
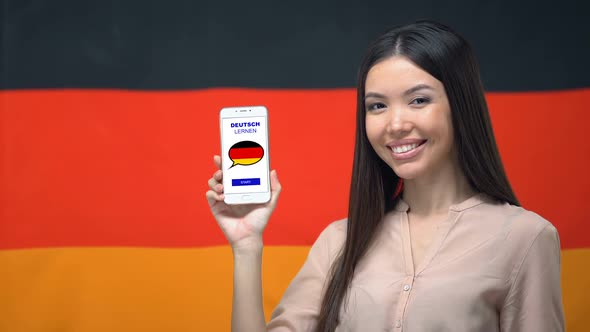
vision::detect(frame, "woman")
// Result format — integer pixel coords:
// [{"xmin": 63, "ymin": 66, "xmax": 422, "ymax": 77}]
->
[{"xmin": 206, "ymin": 20, "xmax": 564, "ymax": 331}]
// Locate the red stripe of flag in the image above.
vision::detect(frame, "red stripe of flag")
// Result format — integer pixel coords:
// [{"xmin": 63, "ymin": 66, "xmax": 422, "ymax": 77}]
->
[
  {"xmin": 1, "ymin": 89, "xmax": 589, "ymax": 249},
  {"xmin": 229, "ymin": 147, "xmax": 264, "ymax": 159}
]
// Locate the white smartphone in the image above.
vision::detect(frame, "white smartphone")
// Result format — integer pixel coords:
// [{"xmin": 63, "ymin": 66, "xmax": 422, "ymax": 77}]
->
[{"xmin": 220, "ymin": 106, "xmax": 271, "ymax": 204}]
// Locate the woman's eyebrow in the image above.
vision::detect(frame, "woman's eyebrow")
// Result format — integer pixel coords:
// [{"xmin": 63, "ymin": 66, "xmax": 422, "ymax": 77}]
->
[
  {"xmin": 403, "ymin": 84, "xmax": 434, "ymax": 96},
  {"xmin": 364, "ymin": 92, "xmax": 386, "ymax": 100},
  {"xmin": 364, "ymin": 84, "xmax": 434, "ymax": 101}
]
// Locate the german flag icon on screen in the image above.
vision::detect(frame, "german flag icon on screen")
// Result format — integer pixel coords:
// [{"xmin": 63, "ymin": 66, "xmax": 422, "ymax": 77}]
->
[{"xmin": 228, "ymin": 141, "xmax": 264, "ymax": 168}]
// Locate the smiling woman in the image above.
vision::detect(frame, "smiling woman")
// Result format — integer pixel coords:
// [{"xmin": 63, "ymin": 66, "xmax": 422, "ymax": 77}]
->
[
  {"xmin": 0, "ymin": 4, "xmax": 588, "ymax": 329},
  {"xmin": 364, "ymin": 58, "xmax": 455, "ymax": 182},
  {"xmin": 206, "ymin": 20, "xmax": 565, "ymax": 332}
]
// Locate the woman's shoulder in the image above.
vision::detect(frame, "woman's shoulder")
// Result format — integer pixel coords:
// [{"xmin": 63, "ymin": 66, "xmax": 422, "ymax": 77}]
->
[
  {"xmin": 464, "ymin": 197, "xmax": 562, "ymax": 280},
  {"xmin": 317, "ymin": 218, "xmax": 348, "ymax": 244},
  {"xmin": 476, "ymin": 196, "xmax": 559, "ymax": 246},
  {"xmin": 322, "ymin": 218, "xmax": 348, "ymax": 234},
  {"xmin": 310, "ymin": 219, "xmax": 348, "ymax": 263}
]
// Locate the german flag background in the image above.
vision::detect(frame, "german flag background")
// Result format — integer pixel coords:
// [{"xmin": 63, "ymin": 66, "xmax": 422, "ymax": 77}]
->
[{"xmin": 1, "ymin": 1, "xmax": 589, "ymax": 331}]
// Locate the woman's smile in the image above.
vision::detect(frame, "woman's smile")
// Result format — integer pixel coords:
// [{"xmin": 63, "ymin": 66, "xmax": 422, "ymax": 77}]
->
[{"xmin": 388, "ymin": 139, "xmax": 428, "ymax": 159}]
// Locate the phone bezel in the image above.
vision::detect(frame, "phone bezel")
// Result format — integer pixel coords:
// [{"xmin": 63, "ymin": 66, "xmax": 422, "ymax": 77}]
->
[{"xmin": 219, "ymin": 106, "xmax": 271, "ymax": 205}]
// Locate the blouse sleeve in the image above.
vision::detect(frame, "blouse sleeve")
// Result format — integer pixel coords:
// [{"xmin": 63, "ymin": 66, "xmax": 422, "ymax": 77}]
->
[
  {"xmin": 500, "ymin": 223, "xmax": 565, "ymax": 332},
  {"xmin": 267, "ymin": 221, "xmax": 344, "ymax": 332}
]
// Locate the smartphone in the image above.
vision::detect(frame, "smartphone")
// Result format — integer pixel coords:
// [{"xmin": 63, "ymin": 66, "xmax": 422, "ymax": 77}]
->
[{"xmin": 220, "ymin": 106, "xmax": 271, "ymax": 204}]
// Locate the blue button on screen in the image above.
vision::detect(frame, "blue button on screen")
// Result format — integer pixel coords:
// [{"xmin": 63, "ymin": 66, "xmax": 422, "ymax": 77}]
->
[{"xmin": 232, "ymin": 178, "xmax": 261, "ymax": 186}]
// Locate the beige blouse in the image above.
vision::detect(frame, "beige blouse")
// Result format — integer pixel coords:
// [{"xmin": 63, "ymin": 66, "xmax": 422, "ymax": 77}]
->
[{"xmin": 267, "ymin": 194, "xmax": 564, "ymax": 331}]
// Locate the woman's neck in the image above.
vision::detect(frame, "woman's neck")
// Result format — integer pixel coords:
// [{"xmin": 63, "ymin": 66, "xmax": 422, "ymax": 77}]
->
[{"xmin": 401, "ymin": 158, "xmax": 476, "ymax": 217}]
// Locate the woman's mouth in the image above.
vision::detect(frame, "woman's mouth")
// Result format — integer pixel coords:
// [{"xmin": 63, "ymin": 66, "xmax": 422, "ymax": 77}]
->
[{"xmin": 389, "ymin": 140, "xmax": 427, "ymax": 160}]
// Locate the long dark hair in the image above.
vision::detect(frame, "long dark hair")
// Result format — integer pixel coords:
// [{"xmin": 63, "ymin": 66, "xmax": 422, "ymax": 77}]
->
[{"xmin": 315, "ymin": 20, "xmax": 519, "ymax": 331}]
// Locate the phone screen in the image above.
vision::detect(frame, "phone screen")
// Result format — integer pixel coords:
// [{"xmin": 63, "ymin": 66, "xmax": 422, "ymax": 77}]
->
[{"xmin": 221, "ymin": 115, "xmax": 269, "ymax": 195}]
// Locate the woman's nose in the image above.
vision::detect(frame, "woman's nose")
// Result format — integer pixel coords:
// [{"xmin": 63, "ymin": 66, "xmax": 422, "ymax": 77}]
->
[{"xmin": 386, "ymin": 107, "xmax": 413, "ymax": 136}]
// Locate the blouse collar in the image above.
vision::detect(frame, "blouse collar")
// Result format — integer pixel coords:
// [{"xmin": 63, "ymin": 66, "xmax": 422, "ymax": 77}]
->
[{"xmin": 393, "ymin": 193, "xmax": 489, "ymax": 213}]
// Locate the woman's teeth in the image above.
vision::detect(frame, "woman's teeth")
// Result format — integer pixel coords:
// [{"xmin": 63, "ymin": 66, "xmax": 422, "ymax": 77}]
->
[{"xmin": 392, "ymin": 143, "xmax": 419, "ymax": 154}]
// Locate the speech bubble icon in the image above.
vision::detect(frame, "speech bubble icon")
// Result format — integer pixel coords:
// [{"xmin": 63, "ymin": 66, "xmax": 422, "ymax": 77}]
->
[{"xmin": 228, "ymin": 141, "xmax": 264, "ymax": 168}]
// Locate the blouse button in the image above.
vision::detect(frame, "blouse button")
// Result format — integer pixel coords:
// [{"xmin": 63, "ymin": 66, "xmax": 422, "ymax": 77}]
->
[
  {"xmin": 403, "ymin": 284, "xmax": 411, "ymax": 291},
  {"xmin": 395, "ymin": 320, "xmax": 402, "ymax": 328}
]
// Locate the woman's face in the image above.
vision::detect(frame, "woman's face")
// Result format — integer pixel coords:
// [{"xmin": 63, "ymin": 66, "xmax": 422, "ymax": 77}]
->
[{"xmin": 364, "ymin": 56, "xmax": 455, "ymax": 181}]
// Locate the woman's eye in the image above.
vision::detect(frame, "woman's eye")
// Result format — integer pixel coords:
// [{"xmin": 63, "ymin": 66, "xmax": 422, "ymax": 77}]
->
[
  {"xmin": 410, "ymin": 97, "xmax": 430, "ymax": 105},
  {"xmin": 366, "ymin": 102, "xmax": 386, "ymax": 111}
]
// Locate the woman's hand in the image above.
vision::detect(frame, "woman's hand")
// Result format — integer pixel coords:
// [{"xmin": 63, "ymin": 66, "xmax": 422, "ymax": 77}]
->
[{"xmin": 206, "ymin": 155, "xmax": 281, "ymax": 251}]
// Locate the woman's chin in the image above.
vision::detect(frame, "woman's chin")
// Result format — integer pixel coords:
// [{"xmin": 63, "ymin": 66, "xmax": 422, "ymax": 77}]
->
[{"xmin": 391, "ymin": 165, "xmax": 422, "ymax": 181}]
